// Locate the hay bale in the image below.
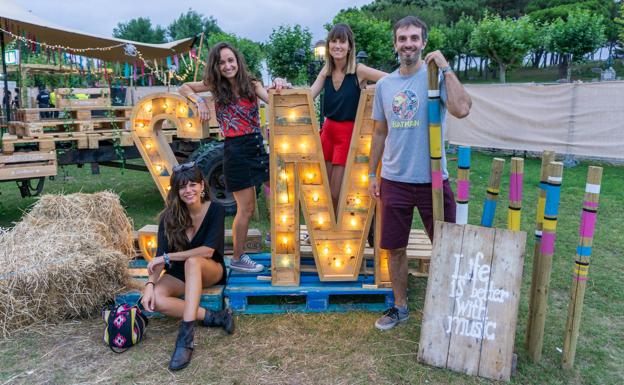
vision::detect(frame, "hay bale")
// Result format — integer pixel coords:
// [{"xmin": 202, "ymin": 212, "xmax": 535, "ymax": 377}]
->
[
  {"xmin": 24, "ymin": 191, "xmax": 134, "ymax": 256},
  {"xmin": 0, "ymin": 192, "xmax": 134, "ymax": 336}
]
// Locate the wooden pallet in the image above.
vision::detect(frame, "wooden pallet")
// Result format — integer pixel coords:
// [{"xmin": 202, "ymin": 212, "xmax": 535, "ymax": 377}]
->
[
  {"xmin": 224, "ymin": 253, "xmax": 394, "ymax": 314},
  {"xmin": 2, "ymin": 132, "xmax": 88, "ymax": 154},
  {"xmin": 15, "ymin": 106, "xmax": 132, "ymax": 123},
  {"xmin": 135, "ymin": 226, "xmax": 264, "ymax": 259},
  {"xmin": 55, "ymin": 87, "xmax": 110, "ymax": 108},
  {"xmin": 299, "ymin": 225, "xmax": 431, "ymax": 277},
  {"xmin": 86, "ymin": 131, "xmax": 137, "ymax": 149},
  {"xmin": 115, "ymin": 259, "xmax": 224, "ymax": 316},
  {"xmin": 0, "ymin": 150, "xmax": 57, "ymax": 181},
  {"xmin": 11, "ymin": 118, "xmax": 129, "ymax": 137}
]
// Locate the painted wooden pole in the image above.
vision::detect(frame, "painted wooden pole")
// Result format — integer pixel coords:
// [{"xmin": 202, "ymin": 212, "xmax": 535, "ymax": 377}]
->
[
  {"xmin": 507, "ymin": 157, "xmax": 524, "ymax": 231},
  {"xmin": 527, "ymin": 161, "xmax": 564, "ymax": 362},
  {"xmin": 526, "ymin": 150, "xmax": 556, "ymax": 345},
  {"xmin": 480, "ymin": 158, "xmax": 505, "ymax": 227},
  {"xmin": 562, "ymin": 166, "xmax": 603, "ymax": 369},
  {"xmin": 427, "ymin": 61, "xmax": 444, "ymax": 223},
  {"xmin": 193, "ymin": 32, "xmax": 205, "ymax": 82},
  {"xmin": 455, "ymin": 146, "xmax": 471, "ymax": 225}
]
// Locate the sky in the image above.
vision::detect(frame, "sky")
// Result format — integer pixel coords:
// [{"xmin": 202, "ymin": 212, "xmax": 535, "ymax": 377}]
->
[{"xmin": 12, "ymin": 0, "xmax": 374, "ymax": 43}]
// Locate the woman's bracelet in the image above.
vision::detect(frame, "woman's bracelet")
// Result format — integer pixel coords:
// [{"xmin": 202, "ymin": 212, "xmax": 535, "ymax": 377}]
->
[
  {"xmin": 163, "ymin": 253, "xmax": 171, "ymax": 268},
  {"xmin": 145, "ymin": 281, "xmax": 155, "ymax": 287}
]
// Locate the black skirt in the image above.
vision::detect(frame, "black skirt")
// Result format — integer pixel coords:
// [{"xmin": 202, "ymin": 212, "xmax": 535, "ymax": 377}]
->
[{"xmin": 223, "ymin": 133, "xmax": 269, "ymax": 193}]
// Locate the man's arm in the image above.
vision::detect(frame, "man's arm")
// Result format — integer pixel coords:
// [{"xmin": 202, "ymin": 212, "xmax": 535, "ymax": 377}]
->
[
  {"xmin": 368, "ymin": 119, "xmax": 388, "ymax": 199},
  {"xmin": 424, "ymin": 50, "xmax": 471, "ymax": 119}
]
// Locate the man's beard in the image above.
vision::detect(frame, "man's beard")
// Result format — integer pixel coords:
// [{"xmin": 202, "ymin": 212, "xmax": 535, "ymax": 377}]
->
[{"xmin": 400, "ymin": 49, "xmax": 420, "ymax": 66}]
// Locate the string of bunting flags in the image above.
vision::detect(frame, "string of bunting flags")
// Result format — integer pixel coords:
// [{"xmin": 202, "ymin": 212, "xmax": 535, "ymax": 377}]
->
[{"xmin": 0, "ymin": 23, "xmax": 204, "ymax": 86}]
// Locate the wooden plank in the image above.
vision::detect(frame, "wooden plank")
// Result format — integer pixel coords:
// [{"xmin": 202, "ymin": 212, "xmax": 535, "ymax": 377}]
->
[
  {"xmin": 478, "ymin": 228, "xmax": 526, "ymax": 381},
  {"xmin": 445, "ymin": 224, "xmax": 496, "ymax": 376},
  {"xmin": 0, "ymin": 151, "xmax": 56, "ymax": 164},
  {"xmin": 418, "ymin": 222, "xmax": 465, "ymax": 367}
]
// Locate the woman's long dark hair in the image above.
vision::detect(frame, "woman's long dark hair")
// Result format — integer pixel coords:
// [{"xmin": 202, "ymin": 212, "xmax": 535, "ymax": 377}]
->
[
  {"xmin": 159, "ymin": 165, "xmax": 209, "ymax": 252},
  {"xmin": 203, "ymin": 42, "xmax": 258, "ymax": 106}
]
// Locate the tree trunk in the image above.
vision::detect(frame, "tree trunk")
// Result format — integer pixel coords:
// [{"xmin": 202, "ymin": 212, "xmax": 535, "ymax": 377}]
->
[
  {"xmin": 558, "ymin": 54, "xmax": 569, "ymax": 81},
  {"xmin": 464, "ymin": 55, "xmax": 469, "ymax": 79},
  {"xmin": 499, "ymin": 63, "xmax": 506, "ymax": 83},
  {"xmin": 533, "ymin": 49, "xmax": 543, "ymax": 69},
  {"xmin": 479, "ymin": 57, "xmax": 484, "ymax": 77}
]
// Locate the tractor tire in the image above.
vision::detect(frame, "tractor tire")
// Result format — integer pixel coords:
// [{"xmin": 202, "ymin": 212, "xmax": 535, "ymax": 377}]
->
[{"xmin": 189, "ymin": 141, "xmax": 237, "ymax": 216}]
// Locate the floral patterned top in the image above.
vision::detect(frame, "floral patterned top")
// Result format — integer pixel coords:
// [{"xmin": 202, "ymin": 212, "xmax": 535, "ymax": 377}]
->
[{"xmin": 215, "ymin": 97, "xmax": 261, "ymax": 138}]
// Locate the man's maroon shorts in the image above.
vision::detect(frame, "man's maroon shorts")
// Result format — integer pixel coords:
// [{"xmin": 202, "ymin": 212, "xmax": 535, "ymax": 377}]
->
[{"xmin": 380, "ymin": 177, "xmax": 456, "ymax": 249}]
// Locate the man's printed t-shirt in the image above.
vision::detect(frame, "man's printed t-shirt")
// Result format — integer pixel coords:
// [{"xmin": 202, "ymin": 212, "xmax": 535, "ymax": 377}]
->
[{"xmin": 372, "ymin": 65, "xmax": 448, "ymax": 184}]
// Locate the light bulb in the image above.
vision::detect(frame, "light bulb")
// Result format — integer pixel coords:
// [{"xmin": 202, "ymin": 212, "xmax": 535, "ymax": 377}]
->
[
  {"xmin": 312, "ymin": 193, "xmax": 319, "ymax": 202},
  {"xmin": 334, "ymin": 259, "xmax": 342, "ymax": 268},
  {"xmin": 137, "ymin": 122, "xmax": 145, "ymax": 128},
  {"xmin": 186, "ymin": 122, "xmax": 193, "ymax": 128},
  {"xmin": 281, "ymin": 142, "xmax": 290, "ymax": 151},
  {"xmin": 147, "ymin": 240, "xmax": 154, "ymax": 248},
  {"xmin": 145, "ymin": 142, "xmax": 152, "ymax": 150},
  {"xmin": 306, "ymin": 172, "xmax": 315, "ymax": 181},
  {"xmin": 163, "ymin": 104, "xmax": 168, "ymax": 109},
  {"xmin": 354, "ymin": 197, "xmax": 362, "ymax": 205},
  {"xmin": 323, "ymin": 246, "xmax": 329, "ymax": 255},
  {"xmin": 350, "ymin": 217, "xmax": 357, "ymax": 227},
  {"xmin": 281, "ymin": 257, "xmax": 290, "ymax": 267},
  {"xmin": 288, "ymin": 110, "xmax": 297, "ymax": 121},
  {"xmin": 166, "ymin": 185, "xmax": 171, "ymax": 191},
  {"xmin": 361, "ymin": 174, "xmax": 368, "ymax": 183},
  {"xmin": 179, "ymin": 107, "xmax": 186, "ymax": 114},
  {"xmin": 280, "ymin": 193, "xmax": 289, "ymax": 203},
  {"xmin": 345, "ymin": 245, "xmax": 352, "ymax": 254},
  {"xmin": 279, "ymin": 170, "xmax": 288, "ymax": 180},
  {"xmin": 145, "ymin": 105, "xmax": 152, "ymax": 113},
  {"xmin": 318, "ymin": 216, "xmax": 325, "ymax": 225},
  {"xmin": 280, "ymin": 215, "xmax": 288, "ymax": 223},
  {"xmin": 282, "ymin": 236, "xmax": 288, "ymax": 245},
  {"xmin": 155, "ymin": 164, "xmax": 163, "ymax": 172},
  {"xmin": 299, "ymin": 142, "xmax": 308, "ymax": 151}
]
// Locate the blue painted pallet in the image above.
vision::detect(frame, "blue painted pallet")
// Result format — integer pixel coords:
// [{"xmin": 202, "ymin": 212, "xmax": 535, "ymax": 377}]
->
[
  {"xmin": 115, "ymin": 258, "xmax": 224, "ymax": 317},
  {"xmin": 224, "ymin": 253, "xmax": 394, "ymax": 314}
]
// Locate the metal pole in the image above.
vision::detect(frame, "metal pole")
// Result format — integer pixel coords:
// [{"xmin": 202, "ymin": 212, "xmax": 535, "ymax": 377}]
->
[{"xmin": 1, "ymin": 30, "xmax": 11, "ymax": 124}]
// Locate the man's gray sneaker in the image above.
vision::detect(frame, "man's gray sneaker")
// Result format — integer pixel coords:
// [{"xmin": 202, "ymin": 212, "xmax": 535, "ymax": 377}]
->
[
  {"xmin": 230, "ymin": 254, "xmax": 264, "ymax": 273},
  {"xmin": 375, "ymin": 307, "xmax": 409, "ymax": 330}
]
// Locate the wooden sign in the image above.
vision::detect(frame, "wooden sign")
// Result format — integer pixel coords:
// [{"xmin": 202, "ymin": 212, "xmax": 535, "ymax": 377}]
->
[{"xmin": 418, "ymin": 222, "xmax": 526, "ymax": 381}]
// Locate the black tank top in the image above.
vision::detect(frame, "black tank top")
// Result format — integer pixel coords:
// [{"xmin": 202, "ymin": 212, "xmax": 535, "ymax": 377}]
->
[{"xmin": 323, "ymin": 71, "xmax": 361, "ymax": 122}]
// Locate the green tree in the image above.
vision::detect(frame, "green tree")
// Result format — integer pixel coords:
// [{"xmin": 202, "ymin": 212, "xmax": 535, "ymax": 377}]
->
[
  {"xmin": 423, "ymin": 26, "xmax": 447, "ymax": 56},
  {"xmin": 266, "ymin": 25, "xmax": 313, "ymax": 85},
  {"xmin": 167, "ymin": 9, "xmax": 222, "ymax": 41},
  {"xmin": 617, "ymin": 2, "xmax": 624, "ymax": 45},
  {"xmin": 547, "ymin": 9, "xmax": 606, "ymax": 81},
  {"xmin": 470, "ymin": 14, "xmax": 536, "ymax": 83},
  {"xmin": 329, "ymin": 8, "xmax": 395, "ymax": 71},
  {"xmin": 443, "ymin": 15, "xmax": 477, "ymax": 73},
  {"xmin": 207, "ymin": 32, "xmax": 264, "ymax": 79},
  {"xmin": 113, "ymin": 17, "xmax": 166, "ymax": 44},
  {"xmin": 362, "ymin": 1, "xmax": 446, "ymax": 26}
]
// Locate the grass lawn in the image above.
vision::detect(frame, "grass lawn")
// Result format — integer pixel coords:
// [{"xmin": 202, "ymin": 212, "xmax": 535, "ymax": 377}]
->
[{"xmin": 0, "ymin": 151, "xmax": 622, "ymax": 384}]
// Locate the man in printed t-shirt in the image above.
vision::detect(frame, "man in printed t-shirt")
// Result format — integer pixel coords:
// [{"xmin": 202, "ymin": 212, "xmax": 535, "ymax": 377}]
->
[{"xmin": 367, "ymin": 15, "xmax": 472, "ymax": 331}]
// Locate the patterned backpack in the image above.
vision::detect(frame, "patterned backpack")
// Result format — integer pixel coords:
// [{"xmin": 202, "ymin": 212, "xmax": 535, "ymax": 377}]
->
[{"xmin": 102, "ymin": 302, "xmax": 149, "ymax": 353}]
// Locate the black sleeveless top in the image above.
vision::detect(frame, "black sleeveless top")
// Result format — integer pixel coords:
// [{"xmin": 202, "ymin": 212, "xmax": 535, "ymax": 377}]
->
[{"xmin": 323, "ymin": 71, "xmax": 361, "ymax": 122}]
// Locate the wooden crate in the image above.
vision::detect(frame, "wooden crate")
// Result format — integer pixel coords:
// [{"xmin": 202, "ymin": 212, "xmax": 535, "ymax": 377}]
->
[
  {"xmin": 55, "ymin": 88, "xmax": 111, "ymax": 108},
  {"xmin": 2, "ymin": 132, "xmax": 88, "ymax": 154},
  {"xmin": 0, "ymin": 150, "xmax": 57, "ymax": 181},
  {"xmin": 15, "ymin": 106, "xmax": 132, "ymax": 123}
]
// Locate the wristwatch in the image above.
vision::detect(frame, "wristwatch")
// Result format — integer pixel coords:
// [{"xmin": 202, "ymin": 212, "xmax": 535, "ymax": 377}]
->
[{"xmin": 441, "ymin": 66, "xmax": 453, "ymax": 75}]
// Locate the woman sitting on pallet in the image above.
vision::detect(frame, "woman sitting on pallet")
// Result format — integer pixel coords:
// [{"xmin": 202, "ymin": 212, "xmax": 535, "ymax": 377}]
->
[
  {"xmin": 179, "ymin": 42, "xmax": 289, "ymax": 273},
  {"xmin": 142, "ymin": 163, "xmax": 232, "ymax": 371}
]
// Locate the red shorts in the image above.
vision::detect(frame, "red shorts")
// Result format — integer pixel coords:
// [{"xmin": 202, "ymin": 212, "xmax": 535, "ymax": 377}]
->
[{"xmin": 320, "ymin": 118, "xmax": 354, "ymax": 166}]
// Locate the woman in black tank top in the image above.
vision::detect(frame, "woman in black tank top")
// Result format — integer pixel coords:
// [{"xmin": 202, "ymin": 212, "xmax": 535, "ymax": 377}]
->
[{"xmin": 308, "ymin": 23, "xmax": 386, "ymax": 215}]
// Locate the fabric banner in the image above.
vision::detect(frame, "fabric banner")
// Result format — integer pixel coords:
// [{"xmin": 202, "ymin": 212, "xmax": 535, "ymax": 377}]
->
[{"xmin": 446, "ymin": 81, "xmax": 624, "ymax": 160}]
